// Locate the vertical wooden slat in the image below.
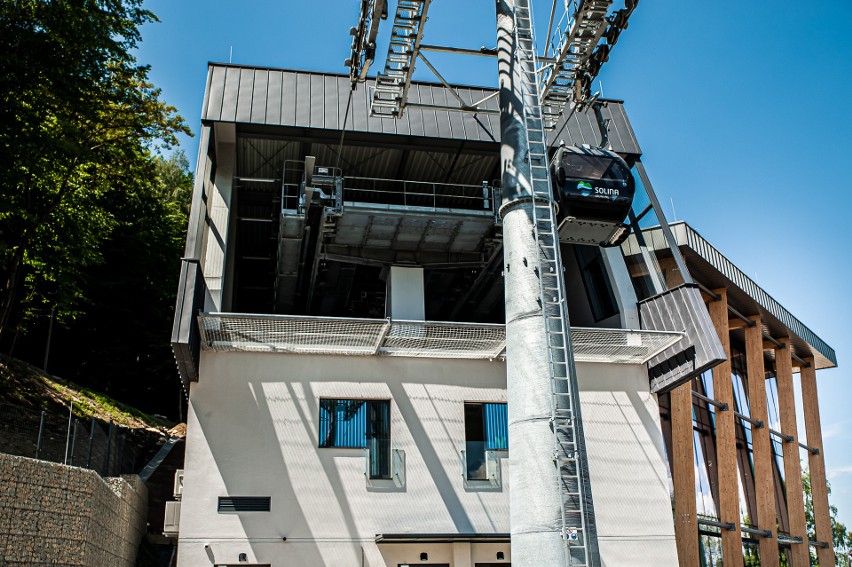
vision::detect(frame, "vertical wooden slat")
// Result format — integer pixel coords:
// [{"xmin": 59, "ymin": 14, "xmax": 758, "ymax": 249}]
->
[
  {"xmin": 801, "ymin": 358, "xmax": 835, "ymax": 565},
  {"xmin": 709, "ymin": 289, "xmax": 744, "ymax": 567},
  {"xmin": 745, "ymin": 316, "xmax": 780, "ymax": 567},
  {"xmin": 775, "ymin": 338, "xmax": 809, "ymax": 566},
  {"xmin": 671, "ymin": 381, "xmax": 700, "ymax": 567}
]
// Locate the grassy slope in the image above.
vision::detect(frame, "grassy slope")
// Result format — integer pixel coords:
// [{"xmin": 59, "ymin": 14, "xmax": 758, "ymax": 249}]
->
[{"xmin": 0, "ymin": 356, "xmax": 173, "ymax": 432}]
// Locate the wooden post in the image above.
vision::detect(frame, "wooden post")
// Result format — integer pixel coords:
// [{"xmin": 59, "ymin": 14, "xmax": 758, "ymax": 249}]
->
[
  {"xmin": 671, "ymin": 381, "xmax": 700, "ymax": 567},
  {"xmin": 800, "ymin": 358, "xmax": 835, "ymax": 566},
  {"xmin": 708, "ymin": 288, "xmax": 744, "ymax": 567},
  {"xmin": 774, "ymin": 338, "xmax": 809, "ymax": 566},
  {"xmin": 745, "ymin": 316, "xmax": 780, "ymax": 567}
]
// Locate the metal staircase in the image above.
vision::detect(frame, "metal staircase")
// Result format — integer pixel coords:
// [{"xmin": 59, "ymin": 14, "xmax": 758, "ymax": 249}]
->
[
  {"xmin": 540, "ymin": 0, "xmax": 612, "ymax": 129},
  {"xmin": 514, "ymin": 1, "xmax": 595, "ymax": 565},
  {"xmin": 371, "ymin": 0, "xmax": 431, "ymax": 117}
]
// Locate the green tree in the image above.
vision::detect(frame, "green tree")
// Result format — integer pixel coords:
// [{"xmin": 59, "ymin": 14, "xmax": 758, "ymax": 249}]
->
[
  {"xmin": 0, "ymin": 0, "xmax": 189, "ymax": 338},
  {"xmin": 803, "ymin": 469, "xmax": 852, "ymax": 565},
  {"xmin": 39, "ymin": 151, "xmax": 192, "ymax": 414}
]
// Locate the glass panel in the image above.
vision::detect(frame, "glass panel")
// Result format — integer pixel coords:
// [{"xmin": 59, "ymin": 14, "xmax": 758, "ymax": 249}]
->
[
  {"xmin": 694, "ymin": 429, "xmax": 717, "ymax": 518},
  {"xmin": 575, "ymin": 245, "xmax": 619, "ymax": 322},
  {"xmin": 318, "ymin": 399, "xmax": 366, "ymax": 448},
  {"xmin": 559, "ymin": 154, "xmax": 630, "ymax": 181},
  {"xmin": 619, "ymin": 163, "xmax": 687, "ymax": 299},
  {"xmin": 367, "ymin": 400, "xmax": 391, "ymax": 479},
  {"xmin": 742, "ymin": 542, "xmax": 761, "ymax": 566},
  {"xmin": 465, "ymin": 403, "xmax": 487, "ymax": 480}
]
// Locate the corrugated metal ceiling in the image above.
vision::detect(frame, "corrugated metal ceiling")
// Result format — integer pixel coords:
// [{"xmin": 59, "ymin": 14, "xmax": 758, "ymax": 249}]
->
[{"xmin": 235, "ymin": 136, "xmax": 499, "ymax": 187}]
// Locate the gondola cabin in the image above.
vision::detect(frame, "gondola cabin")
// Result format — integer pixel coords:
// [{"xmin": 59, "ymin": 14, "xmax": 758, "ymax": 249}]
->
[{"xmin": 552, "ymin": 145, "xmax": 635, "ymax": 246}]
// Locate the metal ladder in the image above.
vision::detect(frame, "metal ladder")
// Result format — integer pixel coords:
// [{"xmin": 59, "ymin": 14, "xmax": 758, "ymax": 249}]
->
[
  {"xmin": 513, "ymin": 1, "xmax": 595, "ymax": 565},
  {"xmin": 540, "ymin": 0, "xmax": 612, "ymax": 129},
  {"xmin": 371, "ymin": 0, "xmax": 431, "ymax": 117}
]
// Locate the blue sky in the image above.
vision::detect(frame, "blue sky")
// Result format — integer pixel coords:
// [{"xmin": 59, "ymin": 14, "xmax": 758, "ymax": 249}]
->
[{"xmin": 137, "ymin": 1, "xmax": 852, "ymax": 527}]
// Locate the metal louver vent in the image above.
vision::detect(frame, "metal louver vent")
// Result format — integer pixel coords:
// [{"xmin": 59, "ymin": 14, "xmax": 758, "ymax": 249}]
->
[{"xmin": 217, "ymin": 496, "xmax": 271, "ymax": 513}]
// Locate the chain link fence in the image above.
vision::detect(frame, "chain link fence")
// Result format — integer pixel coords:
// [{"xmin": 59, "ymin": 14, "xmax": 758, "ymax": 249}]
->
[{"xmin": 0, "ymin": 403, "xmax": 150, "ymax": 477}]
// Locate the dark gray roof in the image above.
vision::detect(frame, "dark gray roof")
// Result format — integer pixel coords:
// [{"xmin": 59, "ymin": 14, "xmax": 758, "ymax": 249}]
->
[
  {"xmin": 669, "ymin": 222, "xmax": 836, "ymax": 369},
  {"xmin": 201, "ymin": 63, "xmax": 642, "ymax": 155}
]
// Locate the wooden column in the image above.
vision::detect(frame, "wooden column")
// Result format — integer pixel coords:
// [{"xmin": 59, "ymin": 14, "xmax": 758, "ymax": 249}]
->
[
  {"xmin": 745, "ymin": 317, "xmax": 780, "ymax": 567},
  {"xmin": 708, "ymin": 289, "xmax": 744, "ymax": 567},
  {"xmin": 671, "ymin": 381, "xmax": 700, "ymax": 567},
  {"xmin": 775, "ymin": 338, "xmax": 809, "ymax": 566},
  {"xmin": 801, "ymin": 358, "xmax": 835, "ymax": 565}
]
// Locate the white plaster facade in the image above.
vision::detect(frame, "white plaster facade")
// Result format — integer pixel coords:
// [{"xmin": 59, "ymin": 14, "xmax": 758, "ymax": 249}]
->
[{"xmin": 177, "ymin": 351, "xmax": 677, "ymax": 566}]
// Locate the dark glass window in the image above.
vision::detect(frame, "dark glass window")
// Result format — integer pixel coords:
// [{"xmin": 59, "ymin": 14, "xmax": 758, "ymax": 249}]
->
[
  {"xmin": 464, "ymin": 402, "xmax": 508, "ymax": 480},
  {"xmin": 561, "ymin": 154, "xmax": 629, "ymax": 182},
  {"xmin": 574, "ymin": 245, "xmax": 618, "ymax": 322},
  {"xmin": 319, "ymin": 399, "xmax": 391, "ymax": 479}
]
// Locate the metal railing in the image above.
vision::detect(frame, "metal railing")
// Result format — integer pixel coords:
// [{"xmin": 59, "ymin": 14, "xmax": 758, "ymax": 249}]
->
[
  {"xmin": 0, "ymin": 403, "xmax": 146, "ymax": 477},
  {"xmin": 342, "ymin": 176, "xmax": 495, "ymax": 213},
  {"xmin": 280, "ymin": 174, "xmax": 497, "ymax": 216}
]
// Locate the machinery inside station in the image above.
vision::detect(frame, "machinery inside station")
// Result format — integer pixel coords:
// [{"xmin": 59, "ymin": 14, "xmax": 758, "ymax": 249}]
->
[{"xmin": 225, "ymin": 129, "xmax": 640, "ymax": 327}]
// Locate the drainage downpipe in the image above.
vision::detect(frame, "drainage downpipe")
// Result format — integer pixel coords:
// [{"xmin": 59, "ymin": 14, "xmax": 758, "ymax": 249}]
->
[{"xmin": 496, "ymin": 1, "xmax": 598, "ymax": 566}]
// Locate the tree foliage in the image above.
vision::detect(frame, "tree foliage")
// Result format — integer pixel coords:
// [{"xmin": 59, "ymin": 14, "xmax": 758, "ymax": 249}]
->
[
  {"xmin": 0, "ymin": 0, "xmax": 189, "ymax": 336},
  {"xmin": 803, "ymin": 470, "xmax": 852, "ymax": 565},
  {"xmin": 43, "ymin": 151, "xmax": 192, "ymax": 413}
]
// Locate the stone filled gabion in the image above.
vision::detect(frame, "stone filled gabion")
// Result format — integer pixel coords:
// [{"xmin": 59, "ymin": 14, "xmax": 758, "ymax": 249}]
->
[{"xmin": 0, "ymin": 453, "xmax": 147, "ymax": 566}]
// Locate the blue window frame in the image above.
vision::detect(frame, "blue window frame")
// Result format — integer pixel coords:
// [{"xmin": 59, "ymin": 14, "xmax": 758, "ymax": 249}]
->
[{"xmin": 318, "ymin": 399, "xmax": 391, "ymax": 479}]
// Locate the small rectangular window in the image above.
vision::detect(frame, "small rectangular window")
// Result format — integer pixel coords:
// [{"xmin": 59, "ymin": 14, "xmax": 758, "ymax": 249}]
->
[
  {"xmin": 464, "ymin": 402, "xmax": 508, "ymax": 481},
  {"xmin": 319, "ymin": 398, "xmax": 391, "ymax": 479}
]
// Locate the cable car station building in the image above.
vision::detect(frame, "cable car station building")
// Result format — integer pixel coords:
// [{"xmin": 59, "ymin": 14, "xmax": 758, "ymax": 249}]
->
[{"xmin": 170, "ymin": 62, "xmax": 838, "ymax": 567}]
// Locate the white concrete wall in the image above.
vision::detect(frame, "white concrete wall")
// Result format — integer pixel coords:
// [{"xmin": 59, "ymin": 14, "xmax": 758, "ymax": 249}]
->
[
  {"xmin": 178, "ymin": 352, "xmax": 511, "ymax": 567},
  {"xmin": 202, "ymin": 123, "xmax": 235, "ymax": 312},
  {"xmin": 577, "ymin": 363, "xmax": 679, "ymax": 566},
  {"xmin": 178, "ymin": 352, "xmax": 676, "ymax": 567}
]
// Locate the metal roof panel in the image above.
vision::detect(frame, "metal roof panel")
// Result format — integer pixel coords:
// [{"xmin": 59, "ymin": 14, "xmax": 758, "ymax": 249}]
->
[
  {"xmin": 250, "ymin": 69, "xmax": 268, "ymax": 124},
  {"xmin": 265, "ymin": 70, "xmax": 283, "ymax": 125},
  {"xmin": 219, "ymin": 66, "xmax": 240, "ymax": 122},
  {"xmin": 669, "ymin": 222, "xmax": 836, "ymax": 369},
  {"xmin": 235, "ymin": 68, "xmax": 254, "ymax": 123},
  {"xmin": 202, "ymin": 63, "xmax": 642, "ymax": 154}
]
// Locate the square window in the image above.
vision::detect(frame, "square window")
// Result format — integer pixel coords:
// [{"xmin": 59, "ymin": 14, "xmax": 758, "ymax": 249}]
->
[
  {"xmin": 464, "ymin": 402, "xmax": 508, "ymax": 481},
  {"xmin": 319, "ymin": 399, "xmax": 391, "ymax": 479}
]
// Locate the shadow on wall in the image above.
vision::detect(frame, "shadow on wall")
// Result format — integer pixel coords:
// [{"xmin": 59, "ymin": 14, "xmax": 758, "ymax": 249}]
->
[{"xmin": 189, "ymin": 353, "xmax": 507, "ymax": 566}]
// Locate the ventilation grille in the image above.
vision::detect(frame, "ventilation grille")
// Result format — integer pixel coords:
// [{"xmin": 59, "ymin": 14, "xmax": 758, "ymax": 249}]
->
[{"xmin": 218, "ymin": 496, "xmax": 271, "ymax": 513}]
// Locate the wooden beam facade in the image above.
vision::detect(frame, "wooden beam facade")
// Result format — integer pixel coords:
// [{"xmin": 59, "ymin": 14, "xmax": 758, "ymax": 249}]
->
[
  {"xmin": 671, "ymin": 381, "xmax": 700, "ymax": 567},
  {"xmin": 708, "ymin": 289, "xmax": 744, "ymax": 567},
  {"xmin": 801, "ymin": 358, "xmax": 836, "ymax": 565},
  {"xmin": 774, "ymin": 338, "xmax": 810, "ymax": 566},
  {"xmin": 745, "ymin": 316, "xmax": 780, "ymax": 567}
]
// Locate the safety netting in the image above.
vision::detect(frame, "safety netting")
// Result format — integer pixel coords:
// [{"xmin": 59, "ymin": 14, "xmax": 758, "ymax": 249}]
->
[{"xmin": 198, "ymin": 314, "xmax": 682, "ymax": 364}]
